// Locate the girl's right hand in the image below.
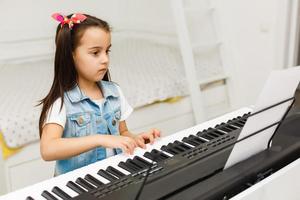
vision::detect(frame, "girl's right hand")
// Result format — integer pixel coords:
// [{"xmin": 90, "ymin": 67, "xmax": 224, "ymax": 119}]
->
[{"xmin": 100, "ymin": 135, "xmax": 138, "ymax": 155}]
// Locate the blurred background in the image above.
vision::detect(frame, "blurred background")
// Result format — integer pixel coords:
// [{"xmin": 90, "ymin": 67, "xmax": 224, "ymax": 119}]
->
[{"xmin": 0, "ymin": 0, "xmax": 299, "ymax": 195}]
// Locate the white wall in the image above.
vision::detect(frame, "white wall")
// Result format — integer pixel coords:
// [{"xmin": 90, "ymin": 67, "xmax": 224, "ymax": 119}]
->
[
  {"xmin": 218, "ymin": 0, "xmax": 292, "ymax": 107},
  {"xmin": 0, "ymin": 0, "xmax": 176, "ymax": 62},
  {"xmin": 0, "ymin": 0, "xmax": 296, "ymax": 108}
]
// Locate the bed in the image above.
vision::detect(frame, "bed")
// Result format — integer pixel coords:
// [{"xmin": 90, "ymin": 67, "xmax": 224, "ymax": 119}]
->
[{"xmin": 0, "ymin": 31, "xmax": 229, "ymax": 194}]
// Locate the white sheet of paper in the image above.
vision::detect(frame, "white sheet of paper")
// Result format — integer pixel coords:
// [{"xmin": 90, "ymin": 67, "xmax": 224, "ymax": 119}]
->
[{"xmin": 225, "ymin": 66, "xmax": 300, "ymax": 169}]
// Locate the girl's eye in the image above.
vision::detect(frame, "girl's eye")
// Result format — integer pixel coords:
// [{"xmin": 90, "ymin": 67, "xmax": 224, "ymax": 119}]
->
[
  {"xmin": 106, "ymin": 49, "xmax": 111, "ymax": 54},
  {"xmin": 92, "ymin": 51, "xmax": 99, "ymax": 55}
]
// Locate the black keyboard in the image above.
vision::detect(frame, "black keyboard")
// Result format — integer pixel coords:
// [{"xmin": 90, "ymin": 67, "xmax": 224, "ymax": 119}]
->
[
  {"xmin": 71, "ymin": 113, "xmax": 249, "ymax": 200},
  {"xmin": 25, "ymin": 112, "xmax": 250, "ymax": 200}
]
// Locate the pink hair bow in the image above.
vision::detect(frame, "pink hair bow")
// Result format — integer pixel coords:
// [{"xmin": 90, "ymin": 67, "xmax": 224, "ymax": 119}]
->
[{"xmin": 51, "ymin": 13, "xmax": 87, "ymax": 29}]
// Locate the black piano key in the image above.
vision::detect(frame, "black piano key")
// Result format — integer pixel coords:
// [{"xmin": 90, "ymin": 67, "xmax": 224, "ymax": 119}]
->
[
  {"xmin": 41, "ymin": 190, "xmax": 58, "ymax": 200},
  {"xmin": 174, "ymin": 140, "xmax": 192, "ymax": 150},
  {"xmin": 226, "ymin": 123, "xmax": 239, "ymax": 130},
  {"xmin": 106, "ymin": 166, "xmax": 126, "ymax": 178},
  {"xmin": 144, "ymin": 151, "xmax": 157, "ymax": 162},
  {"xmin": 52, "ymin": 186, "xmax": 71, "ymax": 200},
  {"xmin": 26, "ymin": 197, "xmax": 35, "ymax": 200},
  {"xmin": 118, "ymin": 161, "xmax": 136, "ymax": 173},
  {"xmin": 234, "ymin": 121, "xmax": 244, "ymax": 127},
  {"xmin": 219, "ymin": 123, "xmax": 236, "ymax": 131},
  {"xmin": 189, "ymin": 135, "xmax": 206, "ymax": 144},
  {"xmin": 238, "ymin": 117, "xmax": 247, "ymax": 123},
  {"xmin": 214, "ymin": 130, "xmax": 225, "ymax": 135},
  {"xmin": 215, "ymin": 125, "xmax": 231, "ymax": 133},
  {"xmin": 238, "ymin": 120, "xmax": 246, "ymax": 124},
  {"xmin": 168, "ymin": 143, "xmax": 186, "ymax": 152},
  {"xmin": 126, "ymin": 159, "xmax": 144, "ymax": 171},
  {"xmin": 134, "ymin": 156, "xmax": 153, "ymax": 167},
  {"xmin": 132, "ymin": 156, "xmax": 152, "ymax": 168},
  {"xmin": 98, "ymin": 169, "xmax": 118, "ymax": 182},
  {"xmin": 237, "ymin": 115, "xmax": 246, "ymax": 121},
  {"xmin": 198, "ymin": 133, "xmax": 214, "ymax": 140},
  {"xmin": 174, "ymin": 142, "xmax": 191, "ymax": 150},
  {"xmin": 208, "ymin": 131, "xmax": 220, "ymax": 137},
  {"xmin": 206, "ymin": 132, "xmax": 219, "ymax": 139},
  {"xmin": 228, "ymin": 120, "xmax": 243, "ymax": 127},
  {"xmin": 123, "ymin": 160, "xmax": 141, "ymax": 172},
  {"xmin": 207, "ymin": 127, "xmax": 214, "ymax": 132},
  {"xmin": 66, "ymin": 181, "xmax": 86, "ymax": 194},
  {"xmin": 182, "ymin": 137, "xmax": 199, "ymax": 146},
  {"xmin": 84, "ymin": 174, "xmax": 104, "ymax": 187},
  {"xmin": 131, "ymin": 157, "xmax": 149, "ymax": 169},
  {"xmin": 161, "ymin": 145, "xmax": 178, "ymax": 155},
  {"xmin": 144, "ymin": 152, "xmax": 162, "ymax": 162},
  {"xmin": 76, "ymin": 177, "xmax": 96, "ymax": 191},
  {"xmin": 127, "ymin": 159, "xmax": 144, "ymax": 170},
  {"xmin": 237, "ymin": 116, "xmax": 247, "ymax": 124},
  {"xmin": 152, "ymin": 149, "xmax": 170, "ymax": 159}
]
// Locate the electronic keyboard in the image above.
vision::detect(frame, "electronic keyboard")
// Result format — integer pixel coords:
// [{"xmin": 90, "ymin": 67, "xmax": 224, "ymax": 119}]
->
[{"xmin": 0, "ymin": 107, "xmax": 252, "ymax": 200}]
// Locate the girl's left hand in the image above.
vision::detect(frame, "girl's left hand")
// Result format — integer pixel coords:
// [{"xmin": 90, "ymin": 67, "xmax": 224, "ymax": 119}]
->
[{"xmin": 134, "ymin": 128, "xmax": 161, "ymax": 149}]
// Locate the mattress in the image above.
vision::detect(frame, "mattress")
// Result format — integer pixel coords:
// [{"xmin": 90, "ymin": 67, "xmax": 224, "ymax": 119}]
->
[
  {"xmin": 0, "ymin": 60, "xmax": 52, "ymax": 148},
  {"xmin": 109, "ymin": 34, "xmax": 188, "ymax": 107}
]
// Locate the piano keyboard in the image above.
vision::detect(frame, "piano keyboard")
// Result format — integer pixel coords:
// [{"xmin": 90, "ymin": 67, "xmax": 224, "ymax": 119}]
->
[{"xmin": 0, "ymin": 107, "xmax": 252, "ymax": 200}]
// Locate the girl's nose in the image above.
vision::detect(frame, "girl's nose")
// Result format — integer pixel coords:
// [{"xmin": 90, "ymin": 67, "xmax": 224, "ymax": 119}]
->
[{"xmin": 101, "ymin": 52, "xmax": 109, "ymax": 64}]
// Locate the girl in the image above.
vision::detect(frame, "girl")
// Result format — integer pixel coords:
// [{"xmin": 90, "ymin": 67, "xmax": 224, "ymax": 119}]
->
[{"xmin": 39, "ymin": 13, "xmax": 161, "ymax": 176}]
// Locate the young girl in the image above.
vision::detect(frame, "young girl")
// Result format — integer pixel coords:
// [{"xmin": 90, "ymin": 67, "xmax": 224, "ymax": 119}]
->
[{"xmin": 39, "ymin": 13, "xmax": 161, "ymax": 176}]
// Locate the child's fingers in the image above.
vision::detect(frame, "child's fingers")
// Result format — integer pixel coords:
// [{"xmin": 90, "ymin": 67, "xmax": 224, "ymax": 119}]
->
[
  {"xmin": 124, "ymin": 143, "xmax": 133, "ymax": 155},
  {"xmin": 121, "ymin": 144, "xmax": 130, "ymax": 154},
  {"xmin": 137, "ymin": 137, "xmax": 146, "ymax": 149},
  {"xmin": 153, "ymin": 128, "xmax": 161, "ymax": 138},
  {"xmin": 126, "ymin": 142, "xmax": 135, "ymax": 155},
  {"xmin": 147, "ymin": 132, "xmax": 154, "ymax": 144},
  {"xmin": 125, "ymin": 138, "xmax": 137, "ymax": 154}
]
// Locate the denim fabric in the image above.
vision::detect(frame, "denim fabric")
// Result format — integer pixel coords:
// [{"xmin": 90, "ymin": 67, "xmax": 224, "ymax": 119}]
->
[{"xmin": 55, "ymin": 81, "xmax": 123, "ymax": 175}]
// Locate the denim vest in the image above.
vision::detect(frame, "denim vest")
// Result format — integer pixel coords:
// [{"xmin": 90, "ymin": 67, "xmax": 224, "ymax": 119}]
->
[{"xmin": 55, "ymin": 81, "xmax": 123, "ymax": 175}]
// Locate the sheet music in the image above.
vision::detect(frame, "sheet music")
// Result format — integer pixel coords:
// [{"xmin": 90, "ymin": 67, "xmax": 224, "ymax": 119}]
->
[{"xmin": 225, "ymin": 66, "xmax": 300, "ymax": 169}]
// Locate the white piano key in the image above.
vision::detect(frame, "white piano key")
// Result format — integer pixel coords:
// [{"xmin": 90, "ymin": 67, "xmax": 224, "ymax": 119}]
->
[{"xmin": 55, "ymin": 186, "xmax": 78, "ymax": 198}]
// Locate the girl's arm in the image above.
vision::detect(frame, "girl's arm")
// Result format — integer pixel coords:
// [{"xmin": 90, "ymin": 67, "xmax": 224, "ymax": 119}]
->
[{"xmin": 40, "ymin": 123, "xmax": 137, "ymax": 161}]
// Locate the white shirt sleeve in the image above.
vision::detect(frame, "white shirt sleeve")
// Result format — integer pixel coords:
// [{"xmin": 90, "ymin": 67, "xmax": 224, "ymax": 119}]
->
[
  {"xmin": 44, "ymin": 97, "xmax": 66, "ymax": 128},
  {"xmin": 116, "ymin": 85, "xmax": 133, "ymax": 121}
]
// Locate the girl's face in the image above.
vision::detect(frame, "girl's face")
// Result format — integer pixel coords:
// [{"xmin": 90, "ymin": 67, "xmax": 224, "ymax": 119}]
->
[{"xmin": 73, "ymin": 27, "xmax": 111, "ymax": 83}]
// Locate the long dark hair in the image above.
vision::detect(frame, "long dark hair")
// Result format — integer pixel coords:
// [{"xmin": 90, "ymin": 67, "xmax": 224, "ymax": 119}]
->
[{"xmin": 38, "ymin": 14, "xmax": 111, "ymax": 137}]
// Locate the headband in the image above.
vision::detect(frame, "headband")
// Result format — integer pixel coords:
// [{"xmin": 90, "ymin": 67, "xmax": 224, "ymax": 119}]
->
[{"xmin": 51, "ymin": 13, "xmax": 87, "ymax": 29}]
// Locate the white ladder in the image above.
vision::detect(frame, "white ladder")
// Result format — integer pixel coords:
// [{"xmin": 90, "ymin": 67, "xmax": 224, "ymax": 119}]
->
[{"xmin": 171, "ymin": 0, "xmax": 237, "ymax": 123}]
